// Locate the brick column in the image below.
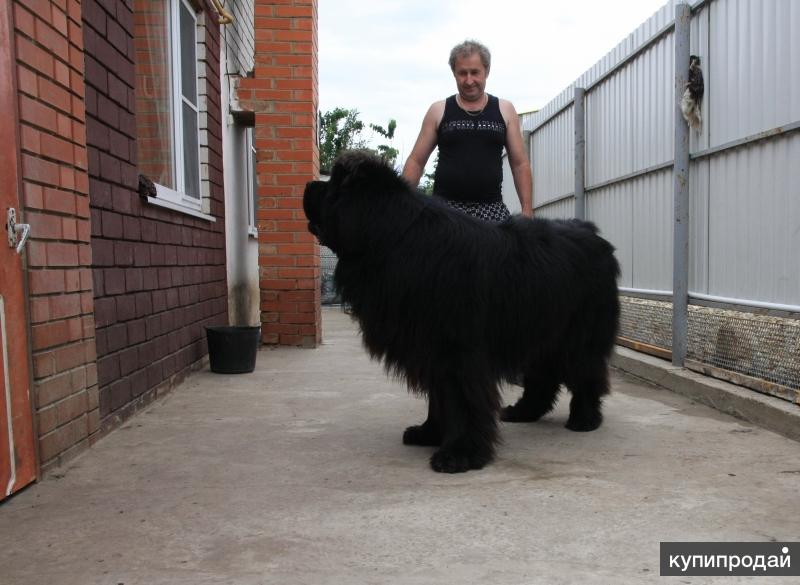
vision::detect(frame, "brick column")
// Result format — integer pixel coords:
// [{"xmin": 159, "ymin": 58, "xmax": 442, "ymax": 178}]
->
[{"xmin": 239, "ymin": 1, "xmax": 320, "ymax": 347}]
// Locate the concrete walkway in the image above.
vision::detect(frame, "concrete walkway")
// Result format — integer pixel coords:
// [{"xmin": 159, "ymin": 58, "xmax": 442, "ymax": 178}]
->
[{"xmin": 2, "ymin": 308, "xmax": 799, "ymax": 585}]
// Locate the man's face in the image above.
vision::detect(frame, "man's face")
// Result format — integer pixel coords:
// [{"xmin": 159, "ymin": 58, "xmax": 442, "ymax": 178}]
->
[{"xmin": 452, "ymin": 52, "xmax": 488, "ymax": 102}]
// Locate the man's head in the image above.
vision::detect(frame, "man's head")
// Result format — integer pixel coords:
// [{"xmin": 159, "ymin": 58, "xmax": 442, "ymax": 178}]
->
[
  {"xmin": 448, "ymin": 40, "xmax": 491, "ymax": 103},
  {"xmin": 448, "ymin": 40, "xmax": 491, "ymax": 73}
]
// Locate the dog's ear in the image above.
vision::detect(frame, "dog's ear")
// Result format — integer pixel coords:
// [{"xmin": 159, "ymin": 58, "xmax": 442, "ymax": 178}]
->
[
  {"xmin": 331, "ymin": 150, "xmax": 372, "ymax": 187},
  {"xmin": 334, "ymin": 150, "xmax": 371, "ymax": 175}
]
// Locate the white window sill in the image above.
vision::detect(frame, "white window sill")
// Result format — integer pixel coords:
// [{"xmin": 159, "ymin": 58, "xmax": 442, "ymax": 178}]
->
[{"xmin": 145, "ymin": 195, "xmax": 216, "ymax": 222}]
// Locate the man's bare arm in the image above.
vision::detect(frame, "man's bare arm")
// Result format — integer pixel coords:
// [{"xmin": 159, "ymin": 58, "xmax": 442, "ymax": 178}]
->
[
  {"xmin": 500, "ymin": 99, "xmax": 533, "ymax": 217},
  {"xmin": 402, "ymin": 101, "xmax": 444, "ymax": 186}
]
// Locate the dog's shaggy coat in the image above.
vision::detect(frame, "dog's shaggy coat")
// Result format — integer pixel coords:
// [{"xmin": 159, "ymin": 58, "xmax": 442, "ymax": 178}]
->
[{"xmin": 304, "ymin": 152, "xmax": 620, "ymax": 473}]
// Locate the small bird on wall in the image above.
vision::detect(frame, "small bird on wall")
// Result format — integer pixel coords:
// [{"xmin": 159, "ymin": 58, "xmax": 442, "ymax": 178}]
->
[{"xmin": 681, "ymin": 54, "xmax": 704, "ymax": 130}]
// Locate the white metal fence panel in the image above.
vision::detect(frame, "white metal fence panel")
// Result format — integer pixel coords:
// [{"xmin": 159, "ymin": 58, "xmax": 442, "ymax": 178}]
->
[
  {"xmin": 688, "ymin": 157, "xmax": 710, "ymax": 294},
  {"xmin": 586, "ymin": 67, "xmax": 635, "ymax": 186},
  {"xmin": 585, "ymin": 32, "xmax": 674, "ymax": 187},
  {"xmin": 706, "ymin": 133, "xmax": 800, "ymax": 306},
  {"xmin": 531, "ymin": 108, "xmax": 574, "ymax": 206},
  {"xmin": 632, "ymin": 33, "xmax": 675, "ymax": 172},
  {"xmin": 631, "ymin": 169, "xmax": 673, "ymax": 291},
  {"xmin": 535, "ymin": 198, "xmax": 573, "ymax": 221},
  {"xmin": 586, "ymin": 183, "xmax": 633, "ymax": 288},
  {"xmin": 585, "ymin": 171, "xmax": 679, "ymax": 295},
  {"xmin": 708, "ymin": 0, "xmax": 800, "ymax": 148}
]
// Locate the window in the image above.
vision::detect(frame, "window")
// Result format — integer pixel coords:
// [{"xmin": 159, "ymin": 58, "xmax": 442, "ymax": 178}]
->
[
  {"xmin": 135, "ymin": 0, "xmax": 205, "ymax": 215},
  {"xmin": 245, "ymin": 128, "xmax": 257, "ymax": 236}
]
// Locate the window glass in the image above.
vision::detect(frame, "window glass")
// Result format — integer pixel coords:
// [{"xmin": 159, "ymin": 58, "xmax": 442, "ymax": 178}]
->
[
  {"xmin": 179, "ymin": 1, "xmax": 197, "ymax": 104},
  {"xmin": 182, "ymin": 103, "xmax": 200, "ymax": 199},
  {"xmin": 134, "ymin": 0, "xmax": 175, "ymax": 190}
]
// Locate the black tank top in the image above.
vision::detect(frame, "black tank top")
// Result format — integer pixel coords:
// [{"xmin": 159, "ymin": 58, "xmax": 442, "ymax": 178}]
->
[{"xmin": 433, "ymin": 94, "xmax": 506, "ymax": 203}]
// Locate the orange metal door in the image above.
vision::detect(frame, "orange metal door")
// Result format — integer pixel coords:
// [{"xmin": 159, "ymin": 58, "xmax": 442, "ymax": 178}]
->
[{"xmin": 0, "ymin": 0, "xmax": 37, "ymax": 500}]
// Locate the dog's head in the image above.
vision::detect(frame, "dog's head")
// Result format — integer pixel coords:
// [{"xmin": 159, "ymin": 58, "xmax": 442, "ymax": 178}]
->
[{"xmin": 303, "ymin": 150, "xmax": 403, "ymax": 256}]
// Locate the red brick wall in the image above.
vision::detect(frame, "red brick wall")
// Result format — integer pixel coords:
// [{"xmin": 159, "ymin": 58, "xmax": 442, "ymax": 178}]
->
[
  {"xmin": 12, "ymin": 0, "xmax": 98, "ymax": 471},
  {"xmin": 84, "ymin": 0, "xmax": 227, "ymax": 431},
  {"xmin": 238, "ymin": 0, "xmax": 320, "ymax": 347}
]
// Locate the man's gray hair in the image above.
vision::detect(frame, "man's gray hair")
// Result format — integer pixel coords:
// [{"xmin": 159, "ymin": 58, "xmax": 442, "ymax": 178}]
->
[{"xmin": 448, "ymin": 39, "xmax": 491, "ymax": 72}]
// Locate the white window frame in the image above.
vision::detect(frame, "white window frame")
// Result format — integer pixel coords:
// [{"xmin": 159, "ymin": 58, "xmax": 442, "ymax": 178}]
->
[
  {"xmin": 149, "ymin": 0, "xmax": 208, "ymax": 219},
  {"xmin": 245, "ymin": 128, "xmax": 258, "ymax": 237}
]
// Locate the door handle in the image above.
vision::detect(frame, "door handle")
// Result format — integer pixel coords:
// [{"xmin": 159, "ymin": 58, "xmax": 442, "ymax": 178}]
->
[{"xmin": 6, "ymin": 208, "xmax": 30, "ymax": 254}]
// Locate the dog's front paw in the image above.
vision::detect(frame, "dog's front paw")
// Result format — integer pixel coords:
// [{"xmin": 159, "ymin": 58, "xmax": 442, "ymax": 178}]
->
[
  {"xmin": 565, "ymin": 411, "xmax": 603, "ymax": 432},
  {"xmin": 500, "ymin": 403, "xmax": 545, "ymax": 423},
  {"xmin": 429, "ymin": 448, "xmax": 490, "ymax": 473},
  {"xmin": 403, "ymin": 423, "xmax": 441, "ymax": 446}
]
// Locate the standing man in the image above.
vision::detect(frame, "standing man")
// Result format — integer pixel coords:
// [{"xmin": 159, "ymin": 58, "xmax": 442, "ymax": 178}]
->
[{"xmin": 402, "ymin": 39, "xmax": 533, "ymax": 220}]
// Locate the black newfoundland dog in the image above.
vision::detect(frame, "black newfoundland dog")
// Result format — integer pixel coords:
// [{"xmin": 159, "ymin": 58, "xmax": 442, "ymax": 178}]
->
[{"xmin": 304, "ymin": 152, "xmax": 620, "ymax": 473}]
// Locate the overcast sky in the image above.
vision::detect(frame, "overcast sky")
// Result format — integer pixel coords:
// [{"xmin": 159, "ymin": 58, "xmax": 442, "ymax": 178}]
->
[{"xmin": 319, "ymin": 0, "xmax": 669, "ymax": 170}]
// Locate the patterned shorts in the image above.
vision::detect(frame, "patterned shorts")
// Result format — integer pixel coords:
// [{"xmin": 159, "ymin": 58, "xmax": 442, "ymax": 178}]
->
[{"xmin": 436, "ymin": 197, "xmax": 511, "ymax": 223}]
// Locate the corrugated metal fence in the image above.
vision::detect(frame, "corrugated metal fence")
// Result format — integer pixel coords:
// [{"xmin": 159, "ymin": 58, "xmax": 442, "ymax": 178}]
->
[{"xmin": 523, "ymin": 0, "xmax": 799, "ymax": 403}]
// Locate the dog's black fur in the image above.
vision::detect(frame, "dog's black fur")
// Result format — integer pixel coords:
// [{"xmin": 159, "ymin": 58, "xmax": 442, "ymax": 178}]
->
[{"xmin": 304, "ymin": 151, "xmax": 620, "ymax": 473}]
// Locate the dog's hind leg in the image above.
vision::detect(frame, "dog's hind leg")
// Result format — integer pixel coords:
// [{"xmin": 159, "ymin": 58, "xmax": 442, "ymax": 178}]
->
[
  {"xmin": 429, "ymin": 370, "xmax": 500, "ymax": 473},
  {"xmin": 500, "ymin": 364, "xmax": 560, "ymax": 423},
  {"xmin": 563, "ymin": 358, "xmax": 609, "ymax": 432},
  {"xmin": 403, "ymin": 392, "xmax": 442, "ymax": 446}
]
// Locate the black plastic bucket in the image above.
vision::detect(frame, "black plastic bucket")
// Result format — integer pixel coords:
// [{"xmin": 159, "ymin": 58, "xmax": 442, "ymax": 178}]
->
[{"xmin": 206, "ymin": 326, "xmax": 261, "ymax": 374}]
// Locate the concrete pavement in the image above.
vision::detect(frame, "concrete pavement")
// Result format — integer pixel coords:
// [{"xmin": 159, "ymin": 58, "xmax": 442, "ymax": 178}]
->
[{"xmin": 1, "ymin": 307, "xmax": 799, "ymax": 584}]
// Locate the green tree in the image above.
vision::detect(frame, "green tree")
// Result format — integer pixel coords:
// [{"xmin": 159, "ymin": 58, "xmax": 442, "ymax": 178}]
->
[
  {"xmin": 369, "ymin": 119, "xmax": 398, "ymax": 168},
  {"xmin": 318, "ymin": 108, "xmax": 366, "ymax": 173},
  {"xmin": 318, "ymin": 109, "xmax": 400, "ymax": 172}
]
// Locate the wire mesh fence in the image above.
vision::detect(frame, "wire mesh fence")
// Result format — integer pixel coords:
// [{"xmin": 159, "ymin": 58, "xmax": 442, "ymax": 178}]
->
[
  {"xmin": 320, "ymin": 246, "xmax": 340, "ymax": 305},
  {"xmin": 618, "ymin": 295, "xmax": 800, "ymax": 404}
]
